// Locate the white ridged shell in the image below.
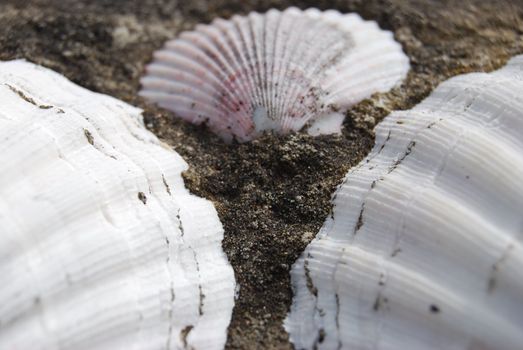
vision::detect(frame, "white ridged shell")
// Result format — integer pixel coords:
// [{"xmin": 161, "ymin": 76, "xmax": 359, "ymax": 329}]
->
[
  {"xmin": 0, "ymin": 60, "xmax": 235, "ymax": 350},
  {"xmin": 286, "ymin": 55, "xmax": 523, "ymax": 349},
  {"xmin": 139, "ymin": 7, "xmax": 409, "ymax": 142}
]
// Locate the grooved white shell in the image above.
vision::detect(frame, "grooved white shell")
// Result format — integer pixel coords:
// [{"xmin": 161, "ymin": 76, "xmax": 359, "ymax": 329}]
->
[
  {"xmin": 286, "ymin": 55, "xmax": 523, "ymax": 349},
  {"xmin": 139, "ymin": 7, "xmax": 409, "ymax": 142},
  {"xmin": 0, "ymin": 60, "xmax": 235, "ymax": 350}
]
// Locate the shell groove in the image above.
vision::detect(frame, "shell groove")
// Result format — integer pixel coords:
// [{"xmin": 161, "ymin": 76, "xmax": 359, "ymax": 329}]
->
[
  {"xmin": 286, "ymin": 55, "xmax": 523, "ymax": 349},
  {"xmin": 139, "ymin": 7, "xmax": 409, "ymax": 142},
  {"xmin": 0, "ymin": 60, "xmax": 235, "ymax": 350}
]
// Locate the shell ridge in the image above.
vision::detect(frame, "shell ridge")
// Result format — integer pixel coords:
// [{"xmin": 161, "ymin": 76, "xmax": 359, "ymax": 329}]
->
[
  {"xmin": 215, "ymin": 18, "xmax": 258, "ymax": 133},
  {"xmin": 287, "ymin": 54, "xmax": 523, "ymax": 349},
  {"xmin": 280, "ymin": 18, "xmax": 344, "ymax": 131},
  {"xmin": 0, "ymin": 60, "xmax": 235, "ymax": 350},
  {"xmin": 196, "ymin": 23, "xmax": 256, "ymax": 131}
]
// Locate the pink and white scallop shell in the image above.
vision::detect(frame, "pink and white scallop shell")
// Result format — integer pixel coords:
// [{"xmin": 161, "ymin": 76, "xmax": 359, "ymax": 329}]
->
[{"xmin": 139, "ymin": 8, "xmax": 410, "ymax": 142}]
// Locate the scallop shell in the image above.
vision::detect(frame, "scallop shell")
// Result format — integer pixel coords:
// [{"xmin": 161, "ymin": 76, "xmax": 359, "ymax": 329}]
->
[
  {"xmin": 286, "ymin": 55, "xmax": 523, "ymax": 349},
  {"xmin": 0, "ymin": 60, "xmax": 235, "ymax": 350},
  {"xmin": 139, "ymin": 7, "xmax": 409, "ymax": 142}
]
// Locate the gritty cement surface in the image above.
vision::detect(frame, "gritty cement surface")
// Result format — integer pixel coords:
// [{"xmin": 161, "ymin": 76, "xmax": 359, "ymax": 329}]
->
[{"xmin": 1, "ymin": 0, "xmax": 522, "ymax": 348}]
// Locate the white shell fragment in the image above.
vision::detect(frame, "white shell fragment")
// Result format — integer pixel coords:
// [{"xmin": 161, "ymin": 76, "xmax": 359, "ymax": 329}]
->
[
  {"xmin": 286, "ymin": 55, "xmax": 523, "ymax": 349},
  {"xmin": 0, "ymin": 60, "xmax": 235, "ymax": 350},
  {"xmin": 139, "ymin": 7, "xmax": 409, "ymax": 142}
]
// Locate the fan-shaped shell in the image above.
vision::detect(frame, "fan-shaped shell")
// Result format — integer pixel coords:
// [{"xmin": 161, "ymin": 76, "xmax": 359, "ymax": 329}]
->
[
  {"xmin": 0, "ymin": 60, "xmax": 235, "ymax": 350},
  {"xmin": 286, "ymin": 55, "xmax": 523, "ymax": 349},
  {"xmin": 139, "ymin": 7, "xmax": 409, "ymax": 142}
]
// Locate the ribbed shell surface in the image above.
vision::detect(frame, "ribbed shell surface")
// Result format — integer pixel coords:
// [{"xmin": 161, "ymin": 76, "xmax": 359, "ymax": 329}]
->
[
  {"xmin": 0, "ymin": 60, "xmax": 235, "ymax": 350},
  {"xmin": 286, "ymin": 55, "xmax": 523, "ymax": 349},
  {"xmin": 140, "ymin": 8, "xmax": 409, "ymax": 142}
]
